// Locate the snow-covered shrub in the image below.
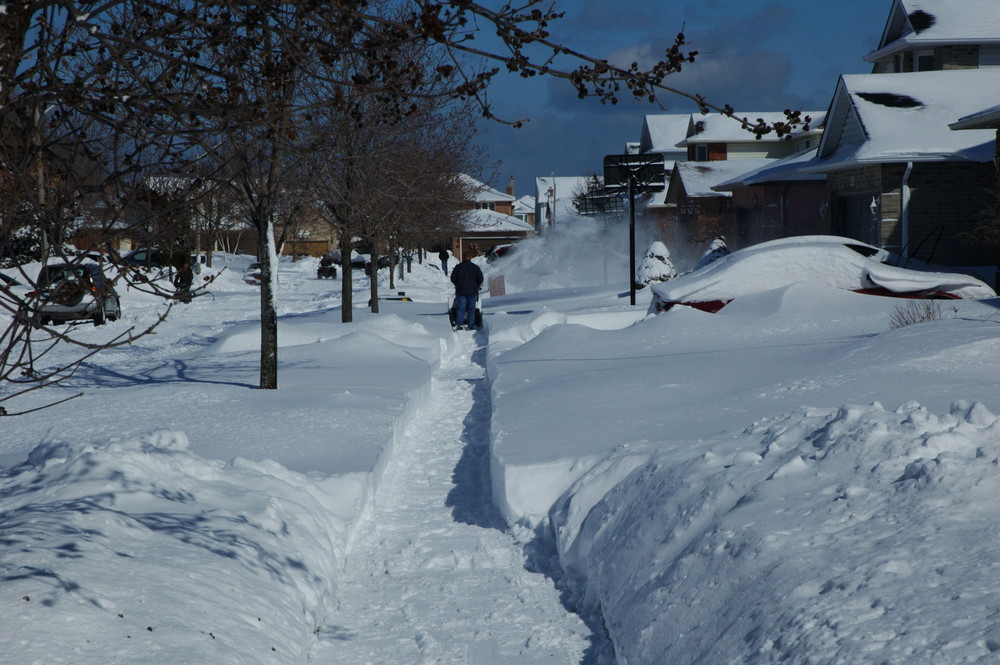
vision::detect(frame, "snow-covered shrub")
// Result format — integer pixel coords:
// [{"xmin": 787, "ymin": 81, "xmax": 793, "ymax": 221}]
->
[
  {"xmin": 634, "ymin": 241, "xmax": 677, "ymax": 289},
  {"xmin": 694, "ymin": 236, "xmax": 730, "ymax": 270}
]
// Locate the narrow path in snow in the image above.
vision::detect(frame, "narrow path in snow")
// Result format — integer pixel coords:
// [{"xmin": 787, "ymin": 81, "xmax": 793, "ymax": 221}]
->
[{"xmin": 310, "ymin": 329, "xmax": 591, "ymax": 665}]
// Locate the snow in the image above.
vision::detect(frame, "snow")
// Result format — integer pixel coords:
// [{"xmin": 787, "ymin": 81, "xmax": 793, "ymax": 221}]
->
[
  {"xmin": 651, "ymin": 235, "xmax": 996, "ymax": 306},
  {"xmin": 677, "ymin": 111, "xmax": 826, "ymax": 146},
  {"xmin": 812, "ymin": 69, "xmax": 1000, "ymax": 171},
  {"xmin": 2, "ymin": 226, "xmax": 1000, "ymax": 664}
]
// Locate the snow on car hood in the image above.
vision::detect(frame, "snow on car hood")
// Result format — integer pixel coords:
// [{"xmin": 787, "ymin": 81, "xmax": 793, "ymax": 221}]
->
[
  {"xmin": 866, "ymin": 262, "xmax": 995, "ymax": 299},
  {"xmin": 651, "ymin": 236, "xmax": 996, "ymax": 305}
]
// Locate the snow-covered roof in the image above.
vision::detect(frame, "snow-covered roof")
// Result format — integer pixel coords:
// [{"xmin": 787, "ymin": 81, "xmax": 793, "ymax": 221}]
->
[
  {"xmin": 669, "ymin": 159, "xmax": 775, "ymax": 199},
  {"xmin": 513, "ymin": 195, "xmax": 536, "ymax": 215},
  {"xmin": 865, "ymin": 0, "xmax": 1000, "ymax": 63},
  {"xmin": 807, "ymin": 70, "xmax": 1000, "ymax": 173},
  {"xmin": 677, "ymin": 112, "xmax": 826, "ymax": 146},
  {"xmin": 461, "ymin": 208, "xmax": 534, "ymax": 233},
  {"xmin": 713, "ymin": 147, "xmax": 826, "ymax": 191},
  {"xmin": 534, "ymin": 175, "xmax": 591, "ymax": 221},
  {"xmin": 458, "ymin": 174, "xmax": 516, "ymax": 203},
  {"xmin": 639, "ymin": 114, "xmax": 690, "ymax": 154}
]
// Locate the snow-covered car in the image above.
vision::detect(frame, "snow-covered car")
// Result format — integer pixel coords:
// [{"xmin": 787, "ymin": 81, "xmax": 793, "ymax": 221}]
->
[
  {"xmin": 29, "ymin": 262, "xmax": 122, "ymax": 325},
  {"xmin": 0, "ymin": 271, "xmax": 31, "ymax": 299},
  {"xmin": 650, "ymin": 235, "xmax": 996, "ymax": 313},
  {"xmin": 242, "ymin": 262, "xmax": 263, "ymax": 286}
]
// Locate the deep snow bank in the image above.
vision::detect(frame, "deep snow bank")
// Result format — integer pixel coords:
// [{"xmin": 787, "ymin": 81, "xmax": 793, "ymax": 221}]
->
[
  {"xmin": 0, "ymin": 431, "xmax": 343, "ymax": 665},
  {"xmin": 550, "ymin": 400, "xmax": 1000, "ymax": 664}
]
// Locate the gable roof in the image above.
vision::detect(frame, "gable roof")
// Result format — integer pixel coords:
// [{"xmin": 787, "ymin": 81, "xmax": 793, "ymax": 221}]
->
[
  {"xmin": 806, "ymin": 69, "xmax": 1000, "ymax": 172},
  {"xmin": 667, "ymin": 159, "xmax": 775, "ymax": 200},
  {"xmin": 513, "ymin": 195, "xmax": 536, "ymax": 215},
  {"xmin": 534, "ymin": 175, "xmax": 592, "ymax": 221},
  {"xmin": 638, "ymin": 114, "xmax": 690, "ymax": 154},
  {"xmin": 459, "ymin": 173, "xmax": 516, "ymax": 203},
  {"xmin": 677, "ymin": 112, "xmax": 825, "ymax": 146},
  {"xmin": 713, "ymin": 147, "xmax": 826, "ymax": 191},
  {"xmin": 462, "ymin": 208, "xmax": 534, "ymax": 233},
  {"xmin": 866, "ymin": 0, "xmax": 1000, "ymax": 63}
]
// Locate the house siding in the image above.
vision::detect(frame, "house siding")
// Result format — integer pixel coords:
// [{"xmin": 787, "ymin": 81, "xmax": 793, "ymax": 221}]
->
[
  {"xmin": 905, "ymin": 162, "xmax": 995, "ymax": 266},
  {"xmin": 827, "ymin": 163, "xmax": 995, "ymax": 268},
  {"xmin": 936, "ymin": 45, "xmax": 980, "ymax": 70}
]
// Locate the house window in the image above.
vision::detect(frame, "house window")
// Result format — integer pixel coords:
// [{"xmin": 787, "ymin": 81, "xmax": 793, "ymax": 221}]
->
[
  {"xmin": 475, "ymin": 201, "xmax": 496, "ymax": 211},
  {"xmin": 916, "ymin": 50, "xmax": 935, "ymax": 71},
  {"xmin": 694, "ymin": 145, "xmax": 708, "ymax": 161}
]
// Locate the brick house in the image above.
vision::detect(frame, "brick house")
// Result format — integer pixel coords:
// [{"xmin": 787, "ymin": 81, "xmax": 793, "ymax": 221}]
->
[
  {"xmin": 712, "ymin": 147, "xmax": 829, "ymax": 247},
  {"xmin": 452, "ymin": 174, "xmax": 534, "ymax": 258},
  {"xmin": 865, "ymin": 0, "xmax": 1000, "ymax": 74},
  {"xmin": 654, "ymin": 111, "xmax": 824, "ymax": 259},
  {"xmin": 804, "ymin": 69, "xmax": 999, "ymax": 277},
  {"xmin": 787, "ymin": 0, "xmax": 1000, "ymax": 285}
]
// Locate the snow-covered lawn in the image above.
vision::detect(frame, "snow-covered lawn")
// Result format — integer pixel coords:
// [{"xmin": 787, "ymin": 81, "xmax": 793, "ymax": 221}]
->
[{"xmin": 1, "ymin": 231, "xmax": 998, "ymax": 664}]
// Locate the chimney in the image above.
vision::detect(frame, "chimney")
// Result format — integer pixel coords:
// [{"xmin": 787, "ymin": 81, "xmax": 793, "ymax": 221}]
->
[{"xmin": 506, "ymin": 175, "xmax": 515, "ymax": 196}]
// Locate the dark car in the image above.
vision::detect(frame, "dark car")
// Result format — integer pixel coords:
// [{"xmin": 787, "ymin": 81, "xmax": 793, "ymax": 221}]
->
[
  {"xmin": 122, "ymin": 248, "xmax": 201, "ymax": 272},
  {"xmin": 486, "ymin": 244, "xmax": 514, "ymax": 262},
  {"xmin": 122, "ymin": 248, "xmax": 166, "ymax": 269},
  {"xmin": 29, "ymin": 262, "xmax": 122, "ymax": 325}
]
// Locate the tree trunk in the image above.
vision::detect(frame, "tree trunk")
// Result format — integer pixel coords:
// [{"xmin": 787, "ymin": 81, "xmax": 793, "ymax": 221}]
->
[
  {"xmin": 258, "ymin": 219, "xmax": 279, "ymax": 389},
  {"xmin": 388, "ymin": 247, "xmax": 396, "ymax": 291},
  {"xmin": 341, "ymin": 234, "xmax": 353, "ymax": 323},
  {"xmin": 369, "ymin": 237, "xmax": 381, "ymax": 312}
]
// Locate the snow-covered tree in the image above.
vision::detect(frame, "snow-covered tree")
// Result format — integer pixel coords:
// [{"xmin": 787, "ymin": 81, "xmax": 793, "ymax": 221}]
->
[
  {"xmin": 634, "ymin": 241, "xmax": 677, "ymax": 289},
  {"xmin": 695, "ymin": 236, "xmax": 730, "ymax": 270}
]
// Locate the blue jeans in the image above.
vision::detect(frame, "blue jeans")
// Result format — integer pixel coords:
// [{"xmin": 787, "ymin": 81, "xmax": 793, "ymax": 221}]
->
[{"xmin": 455, "ymin": 294, "xmax": 478, "ymax": 328}]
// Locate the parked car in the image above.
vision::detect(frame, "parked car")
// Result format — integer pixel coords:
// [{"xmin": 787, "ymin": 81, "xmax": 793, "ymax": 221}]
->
[
  {"xmin": 242, "ymin": 262, "xmax": 263, "ymax": 286},
  {"xmin": 28, "ymin": 262, "xmax": 122, "ymax": 325},
  {"xmin": 122, "ymin": 248, "xmax": 202, "ymax": 272},
  {"xmin": 364, "ymin": 255, "xmax": 390, "ymax": 276},
  {"xmin": 122, "ymin": 248, "xmax": 166, "ymax": 270},
  {"xmin": 486, "ymin": 244, "xmax": 514, "ymax": 262},
  {"xmin": 0, "ymin": 271, "xmax": 31, "ymax": 298},
  {"xmin": 649, "ymin": 236, "xmax": 996, "ymax": 314}
]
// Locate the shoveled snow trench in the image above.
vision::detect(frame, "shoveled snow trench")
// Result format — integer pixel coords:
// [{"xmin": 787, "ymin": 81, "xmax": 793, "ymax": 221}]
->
[{"xmin": 309, "ymin": 329, "xmax": 594, "ymax": 664}]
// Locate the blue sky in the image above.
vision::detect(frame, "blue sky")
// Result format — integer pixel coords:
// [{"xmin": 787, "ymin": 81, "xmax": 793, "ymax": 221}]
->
[{"xmin": 471, "ymin": 0, "xmax": 892, "ymax": 198}]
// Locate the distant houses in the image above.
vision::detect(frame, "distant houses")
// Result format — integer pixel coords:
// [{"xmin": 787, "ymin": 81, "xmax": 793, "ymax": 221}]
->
[
  {"xmin": 597, "ymin": 0, "xmax": 1000, "ymax": 287},
  {"xmin": 452, "ymin": 174, "xmax": 534, "ymax": 259}
]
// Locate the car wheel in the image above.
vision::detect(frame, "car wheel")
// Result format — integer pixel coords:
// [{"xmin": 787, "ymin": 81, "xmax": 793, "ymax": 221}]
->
[{"xmin": 93, "ymin": 310, "xmax": 106, "ymax": 325}]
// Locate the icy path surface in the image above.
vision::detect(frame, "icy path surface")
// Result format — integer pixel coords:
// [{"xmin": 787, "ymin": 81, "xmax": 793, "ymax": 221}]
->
[{"xmin": 310, "ymin": 330, "xmax": 591, "ymax": 665}]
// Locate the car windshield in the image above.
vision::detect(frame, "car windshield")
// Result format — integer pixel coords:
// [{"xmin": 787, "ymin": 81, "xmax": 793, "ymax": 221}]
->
[{"xmin": 40, "ymin": 264, "xmax": 107, "ymax": 287}]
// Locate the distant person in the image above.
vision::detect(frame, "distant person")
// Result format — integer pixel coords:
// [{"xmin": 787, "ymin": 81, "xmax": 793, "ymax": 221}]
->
[
  {"xmin": 450, "ymin": 249, "xmax": 483, "ymax": 330},
  {"xmin": 173, "ymin": 260, "xmax": 194, "ymax": 303},
  {"xmin": 438, "ymin": 249, "xmax": 450, "ymax": 275}
]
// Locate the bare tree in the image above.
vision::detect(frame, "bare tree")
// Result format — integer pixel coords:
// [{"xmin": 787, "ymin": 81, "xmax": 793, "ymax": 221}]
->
[{"xmin": 3, "ymin": 0, "xmax": 806, "ymax": 404}]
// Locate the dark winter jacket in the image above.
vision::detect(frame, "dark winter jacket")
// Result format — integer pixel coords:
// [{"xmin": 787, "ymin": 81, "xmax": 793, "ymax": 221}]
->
[
  {"xmin": 173, "ymin": 266, "xmax": 194, "ymax": 289},
  {"xmin": 450, "ymin": 259, "xmax": 483, "ymax": 296}
]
